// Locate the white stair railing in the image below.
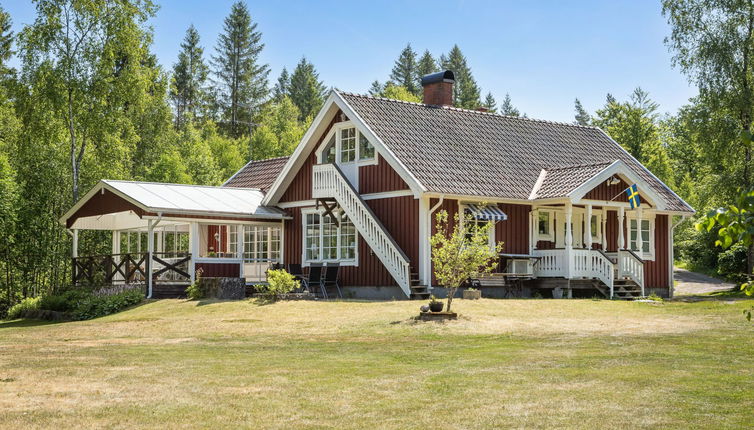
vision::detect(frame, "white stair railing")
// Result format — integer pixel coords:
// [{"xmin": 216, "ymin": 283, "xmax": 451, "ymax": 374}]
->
[
  {"xmin": 534, "ymin": 249, "xmax": 615, "ymax": 298},
  {"xmin": 617, "ymin": 250, "xmax": 645, "ymax": 296},
  {"xmin": 312, "ymin": 164, "xmax": 412, "ymax": 297}
]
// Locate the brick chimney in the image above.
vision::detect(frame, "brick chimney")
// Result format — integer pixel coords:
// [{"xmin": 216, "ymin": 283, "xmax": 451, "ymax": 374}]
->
[{"xmin": 421, "ymin": 70, "xmax": 455, "ymax": 106}]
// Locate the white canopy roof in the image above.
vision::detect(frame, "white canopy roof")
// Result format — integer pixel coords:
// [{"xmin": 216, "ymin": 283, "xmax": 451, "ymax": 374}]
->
[{"xmin": 61, "ymin": 180, "xmax": 288, "ymax": 230}]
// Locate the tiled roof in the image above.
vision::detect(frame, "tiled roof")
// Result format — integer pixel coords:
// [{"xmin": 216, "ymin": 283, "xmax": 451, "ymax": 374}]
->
[
  {"xmin": 534, "ymin": 162, "xmax": 614, "ymax": 199},
  {"xmin": 224, "ymin": 156, "xmax": 289, "ymax": 193},
  {"xmin": 339, "ymin": 92, "xmax": 692, "ymax": 212}
]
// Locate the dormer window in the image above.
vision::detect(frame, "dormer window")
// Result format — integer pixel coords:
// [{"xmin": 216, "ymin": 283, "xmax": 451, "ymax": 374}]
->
[
  {"xmin": 323, "ymin": 134, "xmax": 336, "ymax": 163},
  {"xmin": 359, "ymin": 133, "xmax": 375, "ymax": 160},
  {"xmin": 316, "ymin": 121, "xmax": 378, "ymax": 166}
]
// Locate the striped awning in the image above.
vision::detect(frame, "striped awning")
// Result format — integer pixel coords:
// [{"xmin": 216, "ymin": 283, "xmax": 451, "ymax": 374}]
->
[{"xmin": 465, "ymin": 204, "xmax": 508, "ymax": 222}]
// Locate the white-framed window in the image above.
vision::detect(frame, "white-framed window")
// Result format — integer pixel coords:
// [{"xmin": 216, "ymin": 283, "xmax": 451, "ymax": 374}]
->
[
  {"xmin": 536, "ymin": 210, "xmax": 554, "ymax": 242},
  {"xmin": 316, "ymin": 121, "xmax": 378, "ymax": 166},
  {"xmin": 243, "ymin": 225, "xmax": 282, "ymax": 262},
  {"xmin": 340, "ymin": 127, "xmax": 356, "ymax": 163},
  {"xmin": 302, "ymin": 208, "xmax": 358, "ymax": 265},
  {"xmin": 628, "ymin": 215, "xmax": 655, "ymax": 259},
  {"xmin": 589, "ymin": 213, "xmax": 602, "ymax": 242},
  {"xmin": 229, "ymin": 225, "xmax": 238, "ymax": 256},
  {"xmin": 460, "ymin": 205, "xmax": 496, "ymax": 250},
  {"xmin": 359, "ymin": 133, "xmax": 375, "ymax": 160}
]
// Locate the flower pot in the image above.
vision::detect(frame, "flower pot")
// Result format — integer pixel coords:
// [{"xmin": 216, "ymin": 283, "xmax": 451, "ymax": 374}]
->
[
  {"xmin": 429, "ymin": 301, "xmax": 444, "ymax": 312},
  {"xmin": 463, "ymin": 289, "xmax": 481, "ymax": 300}
]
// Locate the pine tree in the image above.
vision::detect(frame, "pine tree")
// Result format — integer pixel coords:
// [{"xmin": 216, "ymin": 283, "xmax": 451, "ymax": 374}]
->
[
  {"xmin": 499, "ymin": 93, "xmax": 520, "ymax": 116},
  {"xmin": 483, "ymin": 92, "xmax": 497, "ymax": 112},
  {"xmin": 416, "ymin": 50, "xmax": 438, "ymax": 81},
  {"xmin": 212, "ymin": 1, "xmax": 270, "ymax": 137},
  {"xmin": 288, "ymin": 57, "xmax": 326, "ymax": 122},
  {"xmin": 574, "ymin": 98, "xmax": 590, "ymax": 126},
  {"xmin": 368, "ymin": 80, "xmax": 384, "ymax": 96},
  {"xmin": 273, "ymin": 67, "xmax": 290, "ymax": 100},
  {"xmin": 389, "ymin": 43, "xmax": 418, "ymax": 96},
  {"xmin": 0, "ymin": 7, "xmax": 12, "ymax": 75},
  {"xmin": 440, "ymin": 45, "xmax": 481, "ymax": 108},
  {"xmin": 170, "ymin": 25, "xmax": 209, "ymax": 128}
]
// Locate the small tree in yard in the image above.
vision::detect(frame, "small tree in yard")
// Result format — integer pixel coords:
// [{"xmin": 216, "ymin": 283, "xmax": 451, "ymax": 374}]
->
[{"xmin": 430, "ymin": 209, "xmax": 503, "ymax": 313}]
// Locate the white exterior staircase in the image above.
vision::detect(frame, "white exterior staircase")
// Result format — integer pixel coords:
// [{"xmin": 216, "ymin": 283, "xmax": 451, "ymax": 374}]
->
[{"xmin": 312, "ymin": 164, "xmax": 414, "ymax": 298}]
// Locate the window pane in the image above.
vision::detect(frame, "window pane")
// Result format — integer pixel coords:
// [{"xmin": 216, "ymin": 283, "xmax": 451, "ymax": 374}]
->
[
  {"xmin": 340, "ymin": 213, "xmax": 356, "ymax": 260},
  {"xmin": 229, "ymin": 225, "xmax": 238, "ymax": 255},
  {"xmin": 305, "ymin": 214, "xmax": 320, "ymax": 260},
  {"xmin": 538, "ymin": 212, "xmax": 550, "ymax": 235},
  {"xmin": 243, "ymin": 226, "xmax": 254, "ymax": 259},
  {"xmin": 270, "ymin": 227, "xmax": 281, "ymax": 261},
  {"xmin": 324, "ymin": 134, "xmax": 336, "ymax": 163},
  {"xmin": 359, "ymin": 133, "xmax": 375, "ymax": 160},
  {"xmin": 322, "ymin": 213, "xmax": 338, "ymax": 260},
  {"xmin": 256, "ymin": 227, "xmax": 269, "ymax": 260},
  {"xmin": 340, "ymin": 128, "xmax": 356, "ymax": 162}
]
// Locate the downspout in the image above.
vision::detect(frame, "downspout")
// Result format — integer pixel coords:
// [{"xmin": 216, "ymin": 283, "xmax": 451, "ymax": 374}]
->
[
  {"xmin": 669, "ymin": 215, "xmax": 687, "ymax": 298},
  {"xmin": 147, "ymin": 212, "xmax": 163, "ymax": 299},
  {"xmin": 424, "ymin": 196, "xmax": 444, "ymax": 290}
]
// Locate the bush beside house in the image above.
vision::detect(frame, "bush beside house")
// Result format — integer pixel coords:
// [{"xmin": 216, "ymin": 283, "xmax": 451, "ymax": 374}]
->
[{"xmin": 5, "ymin": 288, "xmax": 143, "ymax": 321}]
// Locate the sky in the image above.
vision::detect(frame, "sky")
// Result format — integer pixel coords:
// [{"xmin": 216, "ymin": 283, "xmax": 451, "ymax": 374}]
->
[{"xmin": 4, "ymin": 0, "xmax": 696, "ymax": 123}]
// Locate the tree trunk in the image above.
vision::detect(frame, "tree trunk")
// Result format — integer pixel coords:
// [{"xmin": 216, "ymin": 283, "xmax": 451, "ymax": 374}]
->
[
  {"xmin": 446, "ymin": 286, "xmax": 457, "ymax": 312},
  {"xmin": 68, "ymin": 89, "xmax": 79, "ymax": 203},
  {"xmin": 748, "ymin": 243, "xmax": 754, "ymax": 277}
]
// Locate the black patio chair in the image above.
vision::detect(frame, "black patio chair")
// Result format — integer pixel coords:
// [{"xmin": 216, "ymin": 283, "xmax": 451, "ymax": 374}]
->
[
  {"xmin": 321, "ymin": 263, "xmax": 342, "ymax": 299},
  {"xmin": 307, "ymin": 264, "xmax": 325, "ymax": 298},
  {"xmin": 287, "ymin": 263, "xmax": 308, "ymax": 292}
]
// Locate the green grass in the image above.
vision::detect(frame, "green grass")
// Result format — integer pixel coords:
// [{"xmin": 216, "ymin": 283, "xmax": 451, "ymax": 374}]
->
[{"xmin": 1, "ymin": 298, "xmax": 753, "ymax": 429}]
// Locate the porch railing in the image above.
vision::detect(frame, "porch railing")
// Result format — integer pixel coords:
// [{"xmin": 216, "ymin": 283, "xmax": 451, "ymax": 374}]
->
[
  {"xmin": 72, "ymin": 252, "xmax": 192, "ymax": 287},
  {"xmin": 573, "ymin": 249, "xmax": 615, "ymax": 297},
  {"xmin": 617, "ymin": 250, "xmax": 644, "ymax": 295},
  {"xmin": 532, "ymin": 249, "xmax": 566, "ymax": 277}
]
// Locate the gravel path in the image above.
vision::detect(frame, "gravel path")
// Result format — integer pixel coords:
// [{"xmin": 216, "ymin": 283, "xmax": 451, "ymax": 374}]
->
[{"xmin": 674, "ymin": 267, "xmax": 736, "ymax": 296}]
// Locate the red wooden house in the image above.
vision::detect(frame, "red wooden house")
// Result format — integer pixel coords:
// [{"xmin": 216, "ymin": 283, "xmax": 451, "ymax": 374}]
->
[{"xmin": 61, "ymin": 71, "xmax": 694, "ymax": 299}]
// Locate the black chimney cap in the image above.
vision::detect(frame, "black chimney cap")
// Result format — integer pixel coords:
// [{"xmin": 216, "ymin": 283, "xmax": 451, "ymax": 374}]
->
[{"xmin": 421, "ymin": 70, "xmax": 455, "ymax": 86}]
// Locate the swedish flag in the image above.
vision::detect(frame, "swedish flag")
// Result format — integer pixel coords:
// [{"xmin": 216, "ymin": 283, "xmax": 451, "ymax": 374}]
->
[{"xmin": 626, "ymin": 184, "xmax": 640, "ymax": 209}]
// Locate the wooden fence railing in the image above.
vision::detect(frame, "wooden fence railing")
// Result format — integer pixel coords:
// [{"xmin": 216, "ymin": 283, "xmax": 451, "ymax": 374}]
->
[{"xmin": 72, "ymin": 252, "xmax": 191, "ymax": 287}]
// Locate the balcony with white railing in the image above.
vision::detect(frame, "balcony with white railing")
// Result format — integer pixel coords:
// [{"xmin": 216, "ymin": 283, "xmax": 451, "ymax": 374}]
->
[{"xmin": 312, "ymin": 163, "xmax": 412, "ymax": 297}]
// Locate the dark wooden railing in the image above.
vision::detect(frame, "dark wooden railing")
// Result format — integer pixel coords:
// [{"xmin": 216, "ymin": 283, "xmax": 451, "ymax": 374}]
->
[{"xmin": 72, "ymin": 252, "xmax": 191, "ymax": 287}]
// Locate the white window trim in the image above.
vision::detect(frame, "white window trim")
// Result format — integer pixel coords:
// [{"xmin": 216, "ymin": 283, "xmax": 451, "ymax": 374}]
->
[
  {"xmin": 459, "ymin": 203, "xmax": 497, "ymax": 250},
  {"xmin": 535, "ymin": 209, "xmax": 555, "ymax": 242},
  {"xmin": 301, "ymin": 207, "xmax": 359, "ymax": 267},
  {"xmin": 626, "ymin": 212, "xmax": 656, "ymax": 260},
  {"xmin": 315, "ymin": 121, "xmax": 378, "ymax": 166},
  {"xmin": 242, "ymin": 225, "xmax": 282, "ymax": 262},
  {"xmin": 589, "ymin": 213, "xmax": 602, "ymax": 243}
]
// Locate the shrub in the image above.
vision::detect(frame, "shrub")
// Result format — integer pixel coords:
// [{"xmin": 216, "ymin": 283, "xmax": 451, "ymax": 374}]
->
[
  {"xmin": 717, "ymin": 242, "xmax": 748, "ymax": 283},
  {"xmin": 186, "ymin": 268, "xmax": 205, "ymax": 300},
  {"xmin": 6, "ymin": 297, "xmax": 41, "ymax": 320},
  {"xmin": 257, "ymin": 269, "xmax": 299, "ymax": 300},
  {"xmin": 70, "ymin": 289, "xmax": 143, "ymax": 320},
  {"xmin": 39, "ymin": 289, "xmax": 91, "ymax": 312}
]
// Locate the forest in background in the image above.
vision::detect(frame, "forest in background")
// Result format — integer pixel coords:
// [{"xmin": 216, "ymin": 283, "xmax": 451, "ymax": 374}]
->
[{"xmin": 0, "ymin": 0, "xmax": 751, "ymax": 315}]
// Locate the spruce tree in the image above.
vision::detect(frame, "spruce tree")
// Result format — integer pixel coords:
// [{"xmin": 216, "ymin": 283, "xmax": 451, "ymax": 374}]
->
[
  {"xmin": 574, "ymin": 98, "xmax": 590, "ymax": 126},
  {"xmin": 273, "ymin": 67, "xmax": 290, "ymax": 100},
  {"xmin": 389, "ymin": 43, "xmax": 418, "ymax": 96},
  {"xmin": 483, "ymin": 92, "xmax": 497, "ymax": 112},
  {"xmin": 440, "ymin": 45, "xmax": 481, "ymax": 108},
  {"xmin": 288, "ymin": 57, "xmax": 326, "ymax": 122},
  {"xmin": 368, "ymin": 80, "xmax": 384, "ymax": 96},
  {"xmin": 212, "ymin": 1, "xmax": 269, "ymax": 137},
  {"xmin": 170, "ymin": 25, "xmax": 209, "ymax": 128},
  {"xmin": 499, "ymin": 93, "xmax": 520, "ymax": 116},
  {"xmin": 417, "ymin": 50, "xmax": 438, "ymax": 80}
]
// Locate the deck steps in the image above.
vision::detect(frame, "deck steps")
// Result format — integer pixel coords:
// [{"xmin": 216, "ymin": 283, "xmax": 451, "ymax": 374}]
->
[
  {"xmin": 409, "ymin": 270, "xmax": 430, "ymax": 300},
  {"xmin": 613, "ymin": 279, "xmax": 642, "ymax": 299}
]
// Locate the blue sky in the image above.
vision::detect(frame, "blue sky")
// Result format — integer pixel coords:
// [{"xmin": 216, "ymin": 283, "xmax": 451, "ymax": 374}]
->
[{"xmin": 5, "ymin": 0, "xmax": 695, "ymax": 122}]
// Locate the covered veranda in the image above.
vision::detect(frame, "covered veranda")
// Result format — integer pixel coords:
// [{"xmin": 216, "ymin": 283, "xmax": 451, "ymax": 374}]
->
[{"xmin": 59, "ymin": 180, "xmax": 289, "ymax": 298}]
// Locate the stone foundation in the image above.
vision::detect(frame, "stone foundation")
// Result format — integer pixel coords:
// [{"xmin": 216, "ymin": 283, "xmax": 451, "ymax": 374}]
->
[{"xmin": 198, "ymin": 277, "xmax": 245, "ymax": 300}]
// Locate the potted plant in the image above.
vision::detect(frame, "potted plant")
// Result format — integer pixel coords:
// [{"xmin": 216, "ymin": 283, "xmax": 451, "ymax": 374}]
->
[
  {"xmin": 463, "ymin": 287, "xmax": 481, "ymax": 300},
  {"xmin": 428, "ymin": 295, "xmax": 444, "ymax": 312}
]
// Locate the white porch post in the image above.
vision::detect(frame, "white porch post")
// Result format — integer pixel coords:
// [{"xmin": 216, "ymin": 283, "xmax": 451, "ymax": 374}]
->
[
  {"xmin": 530, "ymin": 210, "xmax": 537, "ymax": 251},
  {"xmin": 188, "ymin": 222, "xmax": 199, "ymax": 283},
  {"xmin": 147, "ymin": 220, "xmax": 155, "ymax": 298},
  {"xmin": 565, "ymin": 202, "xmax": 573, "ymax": 279},
  {"xmin": 112, "ymin": 231, "xmax": 121, "ymax": 282},
  {"xmin": 72, "ymin": 229, "xmax": 79, "ymax": 258},
  {"xmin": 237, "ymin": 224, "xmax": 245, "ymax": 280},
  {"xmin": 585, "ymin": 204, "xmax": 592, "ymax": 249},
  {"xmin": 635, "ymin": 207, "xmax": 643, "ymax": 259},
  {"xmin": 601, "ymin": 208, "xmax": 608, "ymax": 249},
  {"xmin": 618, "ymin": 207, "xmax": 626, "ymax": 250}
]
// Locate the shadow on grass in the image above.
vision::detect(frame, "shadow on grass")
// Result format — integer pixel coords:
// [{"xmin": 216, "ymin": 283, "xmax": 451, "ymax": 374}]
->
[
  {"xmin": 0, "ymin": 318, "xmax": 59, "ymax": 329},
  {"xmin": 671, "ymin": 287, "xmax": 751, "ymax": 302}
]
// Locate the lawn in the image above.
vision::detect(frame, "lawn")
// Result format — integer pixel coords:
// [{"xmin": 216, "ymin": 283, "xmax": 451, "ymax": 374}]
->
[{"xmin": 1, "ymin": 297, "xmax": 753, "ymax": 429}]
